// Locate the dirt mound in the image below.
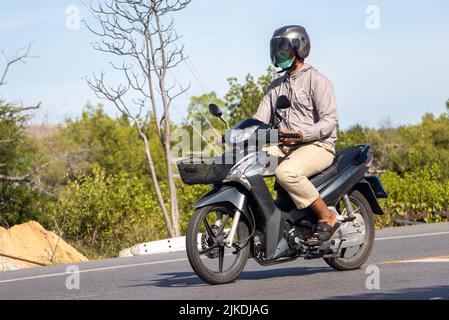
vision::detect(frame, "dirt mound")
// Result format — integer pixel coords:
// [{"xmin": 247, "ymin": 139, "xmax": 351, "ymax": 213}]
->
[{"xmin": 0, "ymin": 221, "xmax": 88, "ymax": 270}]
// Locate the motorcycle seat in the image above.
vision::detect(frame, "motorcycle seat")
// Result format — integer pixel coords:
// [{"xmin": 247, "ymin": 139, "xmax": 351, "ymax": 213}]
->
[{"xmin": 309, "ymin": 146, "xmax": 362, "ymax": 187}]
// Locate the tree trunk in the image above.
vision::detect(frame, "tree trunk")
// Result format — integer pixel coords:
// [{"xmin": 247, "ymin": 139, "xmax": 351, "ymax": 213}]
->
[
  {"xmin": 161, "ymin": 88, "xmax": 181, "ymax": 237},
  {"xmin": 155, "ymin": 11, "xmax": 181, "ymax": 237},
  {"xmin": 136, "ymin": 124, "xmax": 176, "ymax": 238}
]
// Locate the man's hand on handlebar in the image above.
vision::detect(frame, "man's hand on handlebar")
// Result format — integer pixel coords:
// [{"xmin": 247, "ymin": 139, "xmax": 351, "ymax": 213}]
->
[{"xmin": 279, "ymin": 129, "xmax": 304, "ymax": 145}]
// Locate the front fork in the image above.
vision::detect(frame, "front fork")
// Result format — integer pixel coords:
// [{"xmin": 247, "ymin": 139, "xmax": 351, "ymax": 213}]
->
[
  {"xmin": 225, "ymin": 211, "xmax": 241, "ymax": 247},
  {"xmin": 214, "ymin": 210, "xmax": 242, "ymax": 248}
]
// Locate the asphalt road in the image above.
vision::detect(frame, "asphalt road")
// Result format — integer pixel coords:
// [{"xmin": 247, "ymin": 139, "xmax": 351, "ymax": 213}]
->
[{"xmin": 1, "ymin": 222, "xmax": 449, "ymax": 300}]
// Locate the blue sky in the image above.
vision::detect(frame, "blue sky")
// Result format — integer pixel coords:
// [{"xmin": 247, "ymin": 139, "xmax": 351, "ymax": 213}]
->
[{"xmin": 0, "ymin": 0, "xmax": 448, "ymax": 129}]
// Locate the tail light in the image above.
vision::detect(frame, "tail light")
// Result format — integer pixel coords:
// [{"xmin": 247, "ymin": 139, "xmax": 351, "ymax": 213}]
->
[{"xmin": 365, "ymin": 155, "xmax": 374, "ymax": 167}]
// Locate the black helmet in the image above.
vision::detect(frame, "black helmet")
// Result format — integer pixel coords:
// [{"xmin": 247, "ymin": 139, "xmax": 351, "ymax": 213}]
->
[{"xmin": 270, "ymin": 25, "xmax": 311, "ymax": 69}]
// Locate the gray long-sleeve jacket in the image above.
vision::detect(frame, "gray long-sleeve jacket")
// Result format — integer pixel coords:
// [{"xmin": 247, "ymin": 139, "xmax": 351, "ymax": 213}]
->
[{"xmin": 254, "ymin": 64, "xmax": 338, "ymax": 149}]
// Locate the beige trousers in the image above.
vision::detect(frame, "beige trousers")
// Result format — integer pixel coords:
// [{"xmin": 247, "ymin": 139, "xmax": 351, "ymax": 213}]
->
[{"xmin": 268, "ymin": 143, "xmax": 335, "ymax": 209}]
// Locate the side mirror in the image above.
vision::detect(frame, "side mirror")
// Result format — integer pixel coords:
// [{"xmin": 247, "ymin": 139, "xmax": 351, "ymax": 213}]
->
[
  {"xmin": 209, "ymin": 104, "xmax": 223, "ymax": 118},
  {"xmin": 276, "ymin": 95, "xmax": 291, "ymax": 110},
  {"xmin": 208, "ymin": 104, "xmax": 228, "ymax": 129}
]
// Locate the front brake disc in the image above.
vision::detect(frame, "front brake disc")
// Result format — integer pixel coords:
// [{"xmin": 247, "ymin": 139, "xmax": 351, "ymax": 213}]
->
[{"xmin": 201, "ymin": 225, "xmax": 220, "ymax": 259}]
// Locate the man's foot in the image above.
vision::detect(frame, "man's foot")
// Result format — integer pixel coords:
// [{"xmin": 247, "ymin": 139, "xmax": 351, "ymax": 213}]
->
[
  {"xmin": 325, "ymin": 210, "xmax": 338, "ymax": 227},
  {"xmin": 306, "ymin": 213, "xmax": 340, "ymax": 247},
  {"xmin": 308, "ymin": 197, "xmax": 341, "ymax": 246}
]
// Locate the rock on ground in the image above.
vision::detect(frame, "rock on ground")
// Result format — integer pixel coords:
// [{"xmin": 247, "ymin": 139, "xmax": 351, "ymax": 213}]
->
[{"xmin": 0, "ymin": 256, "xmax": 22, "ymax": 271}]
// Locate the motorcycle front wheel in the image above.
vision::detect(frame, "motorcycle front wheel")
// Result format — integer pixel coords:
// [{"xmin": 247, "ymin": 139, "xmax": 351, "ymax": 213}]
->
[{"xmin": 186, "ymin": 205, "xmax": 250, "ymax": 285}]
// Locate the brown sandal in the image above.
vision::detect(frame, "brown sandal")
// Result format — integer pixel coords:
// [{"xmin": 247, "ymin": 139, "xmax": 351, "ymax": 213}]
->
[{"xmin": 306, "ymin": 221, "xmax": 341, "ymax": 247}]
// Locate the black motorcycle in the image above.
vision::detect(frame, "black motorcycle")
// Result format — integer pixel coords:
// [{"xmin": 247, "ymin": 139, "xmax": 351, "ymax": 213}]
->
[{"xmin": 177, "ymin": 96, "xmax": 388, "ymax": 285}]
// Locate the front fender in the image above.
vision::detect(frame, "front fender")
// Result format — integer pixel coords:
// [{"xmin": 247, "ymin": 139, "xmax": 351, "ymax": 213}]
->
[{"xmin": 194, "ymin": 185, "xmax": 247, "ymax": 212}]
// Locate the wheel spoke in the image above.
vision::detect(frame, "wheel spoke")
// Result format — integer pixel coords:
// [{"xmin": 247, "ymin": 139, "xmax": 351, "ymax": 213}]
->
[
  {"xmin": 203, "ymin": 219, "xmax": 216, "ymax": 242},
  {"xmin": 217, "ymin": 214, "xmax": 230, "ymax": 235},
  {"xmin": 199, "ymin": 244, "xmax": 218, "ymax": 255},
  {"xmin": 218, "ymin": 246, "xmax": 225, "ymax": 272}
]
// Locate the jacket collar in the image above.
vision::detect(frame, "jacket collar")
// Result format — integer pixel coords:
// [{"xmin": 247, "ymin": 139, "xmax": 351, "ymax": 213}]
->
[{"xmin": 286, "ymin": 63, "xmax": 313, "ymax": 80}]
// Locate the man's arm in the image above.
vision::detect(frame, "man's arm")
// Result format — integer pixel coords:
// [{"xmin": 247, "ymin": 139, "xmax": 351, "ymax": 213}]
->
[
  {"xmin": 301, "ymin": 74, "xmax": 338, "ymax": 142},
  {"xmin": 253, "ymin": 88, "xmax": 273, "ymax": 124}
]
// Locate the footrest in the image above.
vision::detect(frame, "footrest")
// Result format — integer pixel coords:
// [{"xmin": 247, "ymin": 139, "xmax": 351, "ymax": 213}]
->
[
  {"xmin": 304, "ymin": 247, "xmax": 333, "ymax": 260},
  {"xmin": 340, "ymin": 216, "xmax": 356, "ymax": 223}
]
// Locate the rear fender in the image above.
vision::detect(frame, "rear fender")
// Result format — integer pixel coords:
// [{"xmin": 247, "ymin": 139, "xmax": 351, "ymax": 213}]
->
[{"xmin": 353, "ymin": 180, "xmax": 385, "ymax": 215}]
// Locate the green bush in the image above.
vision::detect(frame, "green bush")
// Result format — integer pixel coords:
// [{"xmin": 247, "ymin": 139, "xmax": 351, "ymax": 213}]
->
[
  {"xmin": 379, "ymin": 164, "xmax": 449, "ymax": 226},
  {"xmin": 45, "ymin": 166, "xmax": 167, "ymax": 258},
  {"xmin": 44, "ymin": 164, "xmax": 212, "ymax": 258},
  {"xmin": 52, "ymin": 106, "xmax": 154, "ymax": 179},
  {"xmin": 177, "ymin": 182, "xmax": 211, "ymax": 233},
  {"xmin": 0, "ymin": 101, "xmax": 48, "ymax": 226}
]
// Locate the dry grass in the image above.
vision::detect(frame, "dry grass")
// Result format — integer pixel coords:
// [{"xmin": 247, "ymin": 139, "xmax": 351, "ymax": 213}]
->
[{"xmin": 24, "ymin": 124, "xmax": 61, "ymax": 141}]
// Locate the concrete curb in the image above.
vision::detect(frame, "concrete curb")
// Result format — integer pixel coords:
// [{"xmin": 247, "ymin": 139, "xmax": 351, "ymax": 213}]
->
[{"xmin": 119, "ymin": 235, "xmax": 202, "ymax": 257}]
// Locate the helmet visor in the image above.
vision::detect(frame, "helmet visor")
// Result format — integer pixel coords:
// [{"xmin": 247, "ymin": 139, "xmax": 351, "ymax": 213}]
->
[{"xmin": 270, "ymin": 37, "xmax": 295, "ymax": 68}]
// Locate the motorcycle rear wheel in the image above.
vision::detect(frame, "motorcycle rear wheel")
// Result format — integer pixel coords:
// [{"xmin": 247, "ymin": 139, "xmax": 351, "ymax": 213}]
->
[
  {"xmin": 324, "ymin": 190, "xmax": 375, "ymax": 271},
  {"xmin": 186, "ymin": 205, "xmax": 250, "ymax": 285}
]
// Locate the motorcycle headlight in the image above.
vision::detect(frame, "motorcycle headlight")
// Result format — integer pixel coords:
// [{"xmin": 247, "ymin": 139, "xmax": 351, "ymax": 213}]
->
[{"xmin": 226, "ymin": 126, "xmax": 258, "ymax": 144}]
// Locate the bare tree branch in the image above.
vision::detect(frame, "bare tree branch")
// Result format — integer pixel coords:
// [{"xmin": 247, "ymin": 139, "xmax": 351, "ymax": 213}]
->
[
  {"xmin": 11, "ymin": 103, "xmax": 42, "ymax": 114},
  {"xmin": 0, "ymin": 161, "xmax": 51, "ymax": 183},
  {"xmin": 0, "ymin": 43, "xmax": 36, "ymax": 88},
  {"xmin": 85, "ymin": 0, "xmax": 191, "ymax": 237}
]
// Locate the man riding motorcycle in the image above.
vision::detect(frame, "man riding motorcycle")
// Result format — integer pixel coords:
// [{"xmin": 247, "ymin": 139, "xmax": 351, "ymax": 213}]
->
[{"xmin": 254, "ymin": 25, "xmax": 339, "ymax": 246}]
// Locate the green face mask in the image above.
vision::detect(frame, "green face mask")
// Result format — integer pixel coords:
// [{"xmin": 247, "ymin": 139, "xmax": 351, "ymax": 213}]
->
[
  {"xmin": 274, "ymin": 50, "xmax": 295, "ymax": 69},
  {"xmin": 277, "ymin": 58, "xmax": 295, "ymax": 70}
]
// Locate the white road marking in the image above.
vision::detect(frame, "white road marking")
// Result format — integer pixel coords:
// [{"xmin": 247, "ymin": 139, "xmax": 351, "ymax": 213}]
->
[
  {"xmin": 1, "ymin": 229, "xmax": 449, "ymax": 284},
  {"xmin": 0, "ymin": 253, "xmax": 233, "ymax": 285},
  {"xmin": 375, "ymin": 231, "xmax": 449, "ymax": 241},
  {"xmin": 0, "ymin": 257, "xmax": 188, "ymax": 284}
]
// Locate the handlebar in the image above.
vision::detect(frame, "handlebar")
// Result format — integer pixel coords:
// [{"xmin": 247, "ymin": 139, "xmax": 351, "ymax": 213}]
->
[
  {"xmin": 278, "ymin": 132, "xmax": 303, "ymax": 140},
  {"xmin": 222, "ymin": 128, "xmax": 303, "ymax": 145}
]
